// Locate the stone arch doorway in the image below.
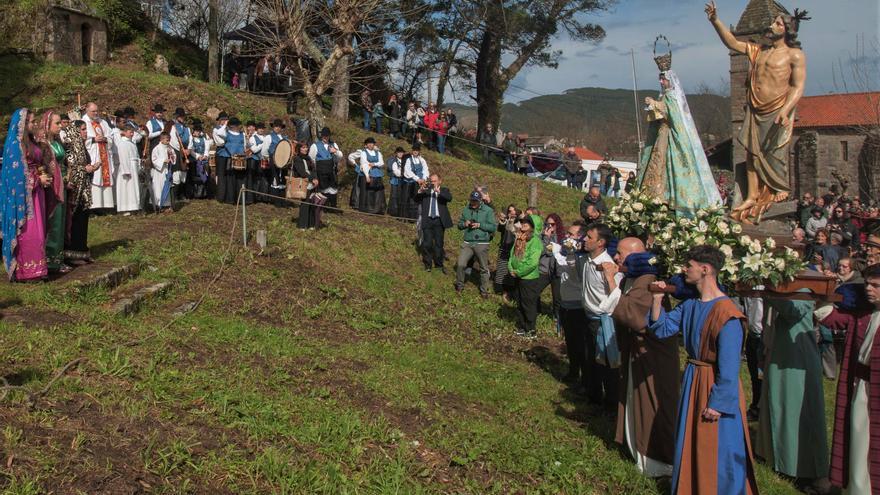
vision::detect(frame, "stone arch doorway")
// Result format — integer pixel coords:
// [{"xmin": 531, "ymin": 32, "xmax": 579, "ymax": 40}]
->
[{"xmin": 81, "ymin": 23, "xmax": 92, "ymax": 64}]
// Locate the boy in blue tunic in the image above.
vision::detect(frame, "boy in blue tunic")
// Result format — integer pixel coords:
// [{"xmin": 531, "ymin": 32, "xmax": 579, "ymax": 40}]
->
[{"xmin": 649, "ymin": 245, "xmax": 759, "ymax": 494}]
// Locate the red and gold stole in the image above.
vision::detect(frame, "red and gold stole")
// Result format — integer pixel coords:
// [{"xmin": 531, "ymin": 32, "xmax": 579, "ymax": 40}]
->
[{"xmin": 91, "ymin": 120, "xmax": 111, "ymax": 187}]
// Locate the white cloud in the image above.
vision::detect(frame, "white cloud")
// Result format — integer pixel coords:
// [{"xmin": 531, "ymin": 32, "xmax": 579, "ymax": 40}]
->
[{"xmin": 450, "ymin": 0, "xmax": 880, "ymax": 103}]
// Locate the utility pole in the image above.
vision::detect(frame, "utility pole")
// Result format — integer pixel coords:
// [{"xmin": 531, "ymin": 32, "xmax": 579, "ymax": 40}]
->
[{"xmin": 630, "ymin": 48, "xmax": 643, "ymax": 158}]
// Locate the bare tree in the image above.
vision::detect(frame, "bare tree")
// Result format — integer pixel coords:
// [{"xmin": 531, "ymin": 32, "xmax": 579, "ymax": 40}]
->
[
  {"xmin": 243, "ymin": 0, "xmax": 398, "ymax": 135},
  {"xmin": 207, "ymin": 0, "xmax": 220, "ymax": 82},
  {"xmin": 835, "ymin": 35, "xmax": 880, "ymax": 203}
]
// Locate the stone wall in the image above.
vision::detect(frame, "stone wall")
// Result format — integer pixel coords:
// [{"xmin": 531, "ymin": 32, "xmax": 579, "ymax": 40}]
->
[
  {"xmin": 793, "ymin": 130, "xmax": 871, "ymax": 199},
  {"xmin": 44, "ymin": 6, "xmax": 107, "ymax": 65}
]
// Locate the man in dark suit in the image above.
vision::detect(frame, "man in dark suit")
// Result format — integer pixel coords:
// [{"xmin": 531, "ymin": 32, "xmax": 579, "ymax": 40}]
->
[{"xmin": 415, "ymin": 173, "xmax": 452, "ymax": 273}]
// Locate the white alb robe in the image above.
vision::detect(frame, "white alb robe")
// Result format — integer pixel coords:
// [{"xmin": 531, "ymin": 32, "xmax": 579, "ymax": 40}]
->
[
  {"xmin": 85, "ymin": 115, "xmax": 116, "ymax": 208},
  {"xmin": 849, "ymin": 311, "xmax": 880, "ymax": 493},
  {"xmin": 115, "ymin": 137, "xmax": 142, "ymax": 213},
  {"xmin": 150, "ymin": 143, "xmax": 175, "ymax": 208}
]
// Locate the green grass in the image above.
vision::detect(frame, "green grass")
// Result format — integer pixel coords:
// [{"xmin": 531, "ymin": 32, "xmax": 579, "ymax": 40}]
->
[{"xmin": 0, "ymin": 61, "xmax": 821, "ymax": 493}]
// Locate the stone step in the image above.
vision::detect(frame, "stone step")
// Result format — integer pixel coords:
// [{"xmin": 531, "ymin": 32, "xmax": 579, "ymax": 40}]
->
[
  {"xmin": 68, "ymin": 263, "xmax": 141, "ymax": 294},
  {"xmin": 109, "ymin": 281, "xmax": 172, "ymax": 316}
]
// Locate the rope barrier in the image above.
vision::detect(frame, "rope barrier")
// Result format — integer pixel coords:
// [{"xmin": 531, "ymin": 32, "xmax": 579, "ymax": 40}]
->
[{"xmin": 238, "ymin": 186, "xmax": 419, "ymax": 224}]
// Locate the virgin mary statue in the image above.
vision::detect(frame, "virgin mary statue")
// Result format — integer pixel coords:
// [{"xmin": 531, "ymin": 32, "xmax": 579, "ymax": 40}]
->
[{"xmin": 636, "ymin": 41, "xmax": 721, "ymax": 217}]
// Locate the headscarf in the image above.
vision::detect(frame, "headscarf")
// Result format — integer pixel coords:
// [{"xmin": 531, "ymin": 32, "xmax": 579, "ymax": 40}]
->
[
  {"xmin": 38, "ymin": 111, "xmax": 64, "ymax": 204},
  {"xmin": 513, "ymin": 216, "xmax": 537, "ymax": 259},
  {"xmin": 1, "ymin": 109, "xmax": 32, "ymax": 278},
  {"xmin": 61, "ymin": 120, "xmax": 92, "ymax": 211}
]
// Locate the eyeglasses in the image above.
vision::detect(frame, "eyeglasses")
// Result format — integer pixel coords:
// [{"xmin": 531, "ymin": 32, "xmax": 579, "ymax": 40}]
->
[{"xmin": 546, "ymin": 222, "xmax": 556, "ymax": 226}]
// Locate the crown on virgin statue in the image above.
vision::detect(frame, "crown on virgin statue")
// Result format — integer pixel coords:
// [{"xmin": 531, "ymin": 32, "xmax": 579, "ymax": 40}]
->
[{"xmin": 653, "ymin": 35, "xmax": 672, "ymax": 72}]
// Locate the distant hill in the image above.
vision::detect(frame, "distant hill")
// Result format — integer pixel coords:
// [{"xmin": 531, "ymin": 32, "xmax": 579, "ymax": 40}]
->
[{"xmin": 449, "ymin": 87, "xmax": 730, "ymax": 161}]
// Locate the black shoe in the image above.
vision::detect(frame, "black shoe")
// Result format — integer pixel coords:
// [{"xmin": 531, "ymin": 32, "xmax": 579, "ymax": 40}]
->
[
  {"xmin": 455, "ymin": 285, "xmax": 463, "ymax": 294},
  {"xmin": 424, "ymin": 267, "xmax": 431, "ymax": 272},
  {"xmin": 480, "ymin": 292, "xmax": 489, "ymax": 300}
]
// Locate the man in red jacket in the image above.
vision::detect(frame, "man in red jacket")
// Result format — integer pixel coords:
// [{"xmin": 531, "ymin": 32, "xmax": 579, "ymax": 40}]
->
[{"xmin": 821, "ymin": 263, "xmax": 880, "ymax": 492}]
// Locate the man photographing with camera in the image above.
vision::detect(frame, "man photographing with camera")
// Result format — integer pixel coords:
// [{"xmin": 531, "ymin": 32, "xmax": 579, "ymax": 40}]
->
[
  {"xmin": 415, "ymin": 173, "xmax": 452, "ymax": 273},
  {"xmin": 455, "ymin": 191, "xmax": 497, "ymax": 297}
]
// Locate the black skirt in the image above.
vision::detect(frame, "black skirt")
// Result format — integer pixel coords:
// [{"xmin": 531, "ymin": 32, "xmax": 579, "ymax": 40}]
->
[
  {"xmin": 401, "ymin": 181, "xmax": 420, "ymax": 219},
  {"xmin": 388, "ymin": 182, "xmax": 401, "ymax": 217},
  {"xmin": 363, "ymin": 177, "xmax": 386, "ymax": 214},
  {"xmin": 349, "ymin": 174, "xmax": 368, "ymax": 211}
]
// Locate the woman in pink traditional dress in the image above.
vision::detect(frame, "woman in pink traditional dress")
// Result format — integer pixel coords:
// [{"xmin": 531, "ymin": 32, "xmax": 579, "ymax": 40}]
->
[{"xmin": 0, "ymin": 108, "xmax": 56, "ymax": 282}]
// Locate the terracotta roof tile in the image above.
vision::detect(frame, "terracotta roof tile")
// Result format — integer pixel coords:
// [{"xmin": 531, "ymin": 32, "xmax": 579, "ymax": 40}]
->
[
  {"xmin": 795, "ymin": 92, "xmax": 880, "ymax": 129},
  {"xmin": 572, "ymin": 147, "xmax": 603, "ymax": 160}
]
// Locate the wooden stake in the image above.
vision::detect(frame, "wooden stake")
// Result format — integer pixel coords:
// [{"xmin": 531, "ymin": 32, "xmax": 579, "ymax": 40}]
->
[{"xmin": 528, "ymin": 182, "xmax": 538, "ymax": 208}]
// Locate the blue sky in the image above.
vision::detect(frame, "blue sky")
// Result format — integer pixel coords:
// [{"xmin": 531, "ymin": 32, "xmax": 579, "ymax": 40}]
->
[{"xmin": 496, "ymin": 0, "xmax": 879, "ymax": 102}]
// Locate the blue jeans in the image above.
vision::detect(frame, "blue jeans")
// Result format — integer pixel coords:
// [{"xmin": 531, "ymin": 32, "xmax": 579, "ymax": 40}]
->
[
  {"xmin": 363, "ymin": 110, "xmax": 371, "ymax": 131},
  {"xmin": 375, "ymin": 116, "xmax": 382, "ymax": 134},
  {"xmin": 437, "ymin": 134, "xmax": 446, "ymax": 154},
  {"xmin": 505, "ymin": 155, "xmax": 515, "ymax": 172}
]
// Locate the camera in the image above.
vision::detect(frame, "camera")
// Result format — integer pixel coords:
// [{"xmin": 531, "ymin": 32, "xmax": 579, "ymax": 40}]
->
[{"xmin": 424, "ymin": 178, "xmax": 434, "ymax": 189}]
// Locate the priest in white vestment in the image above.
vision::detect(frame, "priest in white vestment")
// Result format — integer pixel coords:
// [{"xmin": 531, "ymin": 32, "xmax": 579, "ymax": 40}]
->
[{"xmin": 83, "ymin": 102, "xmax": 116, "ymax": 210}]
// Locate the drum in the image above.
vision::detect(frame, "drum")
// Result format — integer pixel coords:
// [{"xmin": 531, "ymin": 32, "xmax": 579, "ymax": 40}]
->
[
  {"xmin": 286, "ymin": 176, "xmax": 309, "ymax": 200},
  {"xmin": 231, "ymin": 154, "xmax": 247, "ymax": 171},
  {"xmin": 273, "ymin": 139, "xmax": 292, "ymax": 169}
]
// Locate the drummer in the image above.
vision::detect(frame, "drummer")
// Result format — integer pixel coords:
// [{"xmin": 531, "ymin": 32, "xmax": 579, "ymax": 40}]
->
[{"xmin": 267, "ymin": 119, "xmax": 289, "ymax": 205}]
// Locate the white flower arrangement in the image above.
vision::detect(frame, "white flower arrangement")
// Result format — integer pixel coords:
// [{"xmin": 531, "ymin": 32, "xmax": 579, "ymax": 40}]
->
[{"xmin": 606, "ymin": 188, "xmax": 805, "ymax": 286}]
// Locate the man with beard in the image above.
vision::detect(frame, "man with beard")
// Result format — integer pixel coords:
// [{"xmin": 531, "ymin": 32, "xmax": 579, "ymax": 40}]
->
[{"xmin": 706, "ymin": 1, "xmax": 808, "ymax": 224}]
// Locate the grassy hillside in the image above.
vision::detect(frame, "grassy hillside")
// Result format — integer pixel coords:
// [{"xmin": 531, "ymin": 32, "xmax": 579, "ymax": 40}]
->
[
  {"xmin": 0, "ymin": 63, "xmax": 814, "ymax": 493},
  {"xmin": 450, "ymin": 87, "xmax": 730, "ymax": 161}
]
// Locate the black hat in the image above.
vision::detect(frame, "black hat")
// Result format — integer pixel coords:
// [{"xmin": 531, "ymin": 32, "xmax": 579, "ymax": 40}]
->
[
  {"xmin": 217, "ymin": 112, "xmax": 229, "ymax": 121},
  {"xmin": 192, "ymin": 122, "xmax": 204, "ymax": 132},
  {"xmin": 123, "ymin": 106, "xmax": 137, "ymax": 118},
  {"xmin": 113, "ymin": 109, "xmax": 125, "ymax": 118},
  {"xmin": 271, "ymin": 118, "xmax": 285, "ymax": 129},
  {"xmin": 125, "ymin": 122, "xmax": 139, "ymax": 132},
  {"xmin": 255, "ymin": 122, "xmax": 266, "ymax": 130},
  {"xmin": 320, "ymin": 127, "xmax": 331, "ymax": 137},
  {"xmin": 395, "ymin": 146, "xmax": 405, "ymax": 153},
  {"xmin": 364, "ymin": 137, "xmax": 376, "ymax": 145},
  {"xmin": 152, "ymin": 103, "xmax": 166, "ymax": 113},
  {"xmin": 190, "ymin": 118, "xmax": 203, "ymax": 127},
  {"xmin": 245, "ymin": 120, "xmax": 256, "ymax": 127},
  {"xmin": 228, "ymin": 117, "xmax": 242, "ymax": 127},
  {"xmin": 412, "ymin": 143, "xmax": 422, "ymax": 151},
  {"xmin": 174, "ymin": 107, "xmax": 187, "ymax": 117}
]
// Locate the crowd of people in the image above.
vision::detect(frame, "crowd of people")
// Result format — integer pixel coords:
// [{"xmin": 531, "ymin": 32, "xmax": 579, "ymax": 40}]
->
[
  {"xmin": 2, "ymin": 97, "xmax": 879, "ymax": 494},
  {"xmin": 437, "ymin": 180, "xmax": 880, "ymax": 494}
]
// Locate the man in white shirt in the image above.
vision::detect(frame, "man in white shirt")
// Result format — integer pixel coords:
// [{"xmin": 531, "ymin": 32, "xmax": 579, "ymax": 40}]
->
[
  {"xmin": 169, "ymin": 108, "xmax": 193, "ymax": 201},
  {"xmin": 83, "ymin": 102, "xmax": 116, "ymax": 210},
  {"xmin": 581, "ymin": 223, "xmax": 623, "ymax": 410},
  {"xmin": 402, "ymin": 144, "xmax": 429, "ymax": 219}
]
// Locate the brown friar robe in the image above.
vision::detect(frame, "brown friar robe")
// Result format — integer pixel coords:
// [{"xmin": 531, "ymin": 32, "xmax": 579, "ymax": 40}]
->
[{"xmin": 612, "ymin": 273, "xmax": 681, "ymax": 464}]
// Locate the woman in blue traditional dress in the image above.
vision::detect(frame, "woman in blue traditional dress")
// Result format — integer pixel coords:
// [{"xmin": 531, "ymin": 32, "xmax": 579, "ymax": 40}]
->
[
  {"xmin": 1, "ymin": 108, "xmax": 56, "ymax": 282},
  {"xmin": 636, "ymin": 68, "xmax": 722, "ymax": 217}
]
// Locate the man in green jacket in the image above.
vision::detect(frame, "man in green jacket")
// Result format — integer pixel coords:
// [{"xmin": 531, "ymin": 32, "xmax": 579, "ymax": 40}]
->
[
  {"xmin": 455, "ymin": 191, "xmax": 498, "ymax": 298},
  {"xmin": 509, "ymin": 215, "xmax": 544, "ymax": 338}
]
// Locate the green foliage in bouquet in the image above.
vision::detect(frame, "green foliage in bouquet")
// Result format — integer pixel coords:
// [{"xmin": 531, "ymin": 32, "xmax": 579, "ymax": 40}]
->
[{"xmin": 606, "ymin": 189, "xmax": 805, "ymax": 286}]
